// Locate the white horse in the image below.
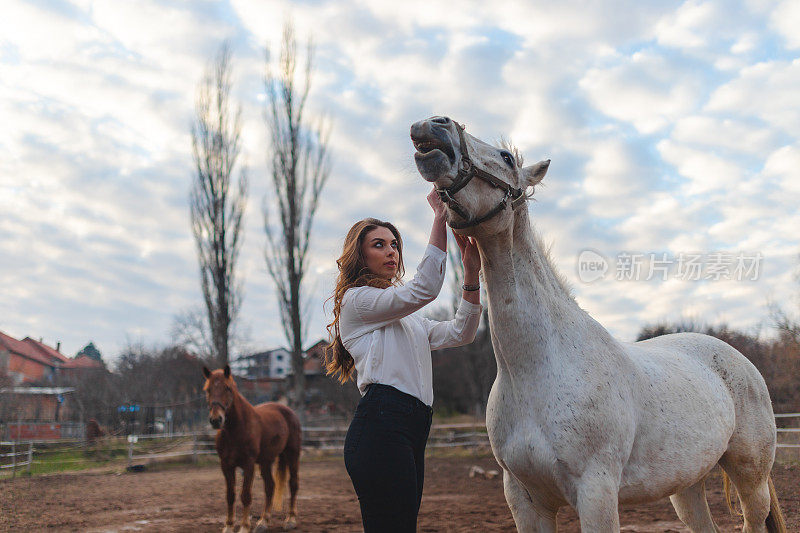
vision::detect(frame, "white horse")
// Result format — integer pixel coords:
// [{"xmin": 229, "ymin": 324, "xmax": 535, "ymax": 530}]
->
[{"xmin": 410, "ymin": 116, "xmax": 786, "ymax": 533}]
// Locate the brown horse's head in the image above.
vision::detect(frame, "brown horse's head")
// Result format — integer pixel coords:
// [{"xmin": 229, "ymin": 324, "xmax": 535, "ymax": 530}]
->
[{"xmin": 202, "ymin": 365, "xmax": 236, "ymax": 429}]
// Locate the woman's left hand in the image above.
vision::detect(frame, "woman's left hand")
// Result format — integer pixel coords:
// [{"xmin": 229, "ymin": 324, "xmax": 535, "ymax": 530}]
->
[{"xmin": 452, "ymin": 231, "xmax": 481, "ymax": 275}]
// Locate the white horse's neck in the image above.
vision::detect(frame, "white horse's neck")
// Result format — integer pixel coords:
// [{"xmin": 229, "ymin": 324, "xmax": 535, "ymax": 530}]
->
[{"xmin": 478, "ymin": 208, "xmax": 614, "ymax": 374}]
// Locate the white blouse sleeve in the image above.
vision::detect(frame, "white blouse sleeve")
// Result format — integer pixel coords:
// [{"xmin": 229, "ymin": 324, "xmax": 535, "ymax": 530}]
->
[
  {"xmin": 347, "ymin": 244, "xmax": 447, "ymax": 330},
  {"xmin": 421, "ymin": 298, "xmax": 483, "ymax": 351}
]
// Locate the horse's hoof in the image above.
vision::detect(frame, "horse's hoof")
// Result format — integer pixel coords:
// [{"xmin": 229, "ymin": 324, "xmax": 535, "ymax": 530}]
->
[
  {"xmin": 283, "ymin": 517, "xmax": 297, "ymax": 530},
  {"xmin": 254, "ymin": 519, "xmax": 268, "ymax": 533},
  {"xmin": 240, "ymin": 526, "xmax": 251, "ymax": 533},
  {"xmin": 222, "ymin": 527, "xmax": 234, "ymax": 533}
]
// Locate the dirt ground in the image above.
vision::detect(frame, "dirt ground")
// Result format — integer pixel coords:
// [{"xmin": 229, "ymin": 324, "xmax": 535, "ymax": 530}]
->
[{"xmin": 1, "ymin": 454, "xmax": 798, "ymax": 532}]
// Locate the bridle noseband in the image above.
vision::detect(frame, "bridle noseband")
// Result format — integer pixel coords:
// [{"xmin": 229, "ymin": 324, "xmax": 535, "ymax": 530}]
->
[{"xmin": 437, "ymin": 122, "xmax": 527, "ymax": 229}]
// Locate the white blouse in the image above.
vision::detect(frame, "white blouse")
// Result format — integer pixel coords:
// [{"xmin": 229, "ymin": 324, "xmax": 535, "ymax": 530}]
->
[{"xmin": 339, "ymin": 244, "xmax": 483, "ymax": 406}]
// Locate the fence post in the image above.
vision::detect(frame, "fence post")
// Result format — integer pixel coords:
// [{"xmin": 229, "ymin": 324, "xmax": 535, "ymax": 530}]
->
[
  {"xmin": 128, "ymin": 438, "xmax": 133, "ymax": 467},
  {"xmin": 27, "ymin": 442, "xmax": 33, "ymax": 474},
  {"xmin": 192, "ymin": 434, "xmax": 198, "ymax": 464},
  {"xmin": 10, "ymin": 441, "xmax": 16, "ymax": 479}
]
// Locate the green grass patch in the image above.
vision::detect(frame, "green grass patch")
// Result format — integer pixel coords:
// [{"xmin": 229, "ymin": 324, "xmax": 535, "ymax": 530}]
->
[{"xmin": 1, "ymin": 436, "xmax": 217, "ymax": 479}]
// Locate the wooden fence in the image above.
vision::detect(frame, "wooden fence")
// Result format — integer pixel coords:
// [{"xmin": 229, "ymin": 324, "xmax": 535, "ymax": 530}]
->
[{"xmin": 2, "ymin": 413, "xmax": 798, "ymax": 479}]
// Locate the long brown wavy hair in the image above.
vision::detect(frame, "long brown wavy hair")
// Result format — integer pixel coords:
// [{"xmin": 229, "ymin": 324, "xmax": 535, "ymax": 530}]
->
[{"xmin": 325, "ymin": 218, "xmax": 405, "ymax": 383}]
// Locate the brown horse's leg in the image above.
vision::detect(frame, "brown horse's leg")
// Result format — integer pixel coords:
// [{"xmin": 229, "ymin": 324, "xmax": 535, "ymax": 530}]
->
[
  {"xmin": 255, "ymin": 460, "xmax": 275, "ymax": 532},
  {"xmin": 239, "ymin": 462, "xmax": 256, "ymax": 533},
  {"xmin": 221, "ymin": 464, "xmax": 236, "ymax": 533},
  {"xmin": 285, "ymin": 448, "xmax": 300, "ymax": 529}
]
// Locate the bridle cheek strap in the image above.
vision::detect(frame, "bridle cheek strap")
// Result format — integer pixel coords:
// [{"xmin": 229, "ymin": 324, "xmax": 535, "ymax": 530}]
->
[{"xmin": 436, "ymin": 122, "xmax": 526, "ymax": 230}]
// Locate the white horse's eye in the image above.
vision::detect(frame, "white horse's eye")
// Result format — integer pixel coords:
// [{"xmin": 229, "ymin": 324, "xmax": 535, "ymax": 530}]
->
[{"xmin": 501, "ymin": 151, "xmax": 515, "ymax": 167}]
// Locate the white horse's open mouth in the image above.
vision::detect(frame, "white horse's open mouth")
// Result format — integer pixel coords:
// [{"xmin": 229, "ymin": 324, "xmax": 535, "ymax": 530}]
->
[
  {"xmin": 412, "ymin": 133, "xmax": 456, "ymax": 181},
  {"xmin": 413, "ymin": 137, "xmax": 455, "ymax": 161},
  {"xmin": 413, "ymin": 135, "xmax": 455, "ymax": 162}
]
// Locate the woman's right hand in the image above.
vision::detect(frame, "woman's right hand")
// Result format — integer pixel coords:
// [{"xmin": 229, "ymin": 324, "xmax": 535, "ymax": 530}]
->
[{"xmin": 427, "ymin": 188, "xmax": 447, "ymax": 220}]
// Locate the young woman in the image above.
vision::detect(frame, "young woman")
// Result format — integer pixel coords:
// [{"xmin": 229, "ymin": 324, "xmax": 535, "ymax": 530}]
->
[{"xmin": 325, "ymin": 189, "xmax": 482, "ymax": 532}]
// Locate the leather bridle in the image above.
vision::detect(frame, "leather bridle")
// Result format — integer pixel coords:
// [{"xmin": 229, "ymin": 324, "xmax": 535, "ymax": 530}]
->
[{"xmin": 437, "ymin": 122, "xmax": 527, "ymax": 229}]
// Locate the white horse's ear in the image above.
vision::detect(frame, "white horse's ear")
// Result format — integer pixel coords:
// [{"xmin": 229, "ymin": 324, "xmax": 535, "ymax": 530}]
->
[{"xmin": 522, "ymin": 159, "xmax": 550, "ymax": 187}]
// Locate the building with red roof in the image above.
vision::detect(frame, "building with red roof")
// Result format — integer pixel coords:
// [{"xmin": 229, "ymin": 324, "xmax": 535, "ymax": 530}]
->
[
  {"xmin": 0, "ymin": 330, "xmax": 60, "ymax": 384},
  {"xmin": 23, "ymin": 337, "xmax": 71, "ymax": 365},
  {"xmin": 59, "ymin": 353, "xmax": 104, "ymax": 379},
  {"xmin": 0, "ymin": 331, "xmax": 103, "ymax": 385},
  {"xmin": 303, "ymin": 339, "xmax": 327, "ymax": 376}
]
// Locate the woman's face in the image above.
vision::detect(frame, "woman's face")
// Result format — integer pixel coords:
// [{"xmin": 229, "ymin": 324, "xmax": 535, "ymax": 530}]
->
[{"xmin": 361, "ymin": 226, "xmax": 399, "ymax": 280}]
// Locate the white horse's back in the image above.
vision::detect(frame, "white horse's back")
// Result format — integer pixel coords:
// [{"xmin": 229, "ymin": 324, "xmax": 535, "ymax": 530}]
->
[{"xmin": 630, "ymin": 332, "xmax": 775, "ymax": 437}]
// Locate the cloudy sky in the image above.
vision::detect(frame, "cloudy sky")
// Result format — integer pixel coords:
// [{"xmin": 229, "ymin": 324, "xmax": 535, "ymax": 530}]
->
[{"xmin": 2, "ymin": 0, "xmax": 799, "ymax": 364}]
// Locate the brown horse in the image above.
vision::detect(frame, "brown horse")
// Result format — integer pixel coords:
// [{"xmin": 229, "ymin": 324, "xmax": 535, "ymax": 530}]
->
[
  {"xmin": 203, "ymin": 365, "xmax": 302, "ymax": 532},
  {"xmin": 85, "ymin": 418, "xmax": 106, "ymax": 444}
]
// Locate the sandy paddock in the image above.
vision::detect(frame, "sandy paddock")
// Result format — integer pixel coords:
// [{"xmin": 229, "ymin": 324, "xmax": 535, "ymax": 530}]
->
[{"xmin": 1, "ymin": 454, "xmax": 798, "ymax": 532}]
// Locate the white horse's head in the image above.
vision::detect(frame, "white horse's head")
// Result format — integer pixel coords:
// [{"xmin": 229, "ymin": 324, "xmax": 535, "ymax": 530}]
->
[{"xmin": 410, "ymin": 116, "xmax": 549, "ymax": 236}]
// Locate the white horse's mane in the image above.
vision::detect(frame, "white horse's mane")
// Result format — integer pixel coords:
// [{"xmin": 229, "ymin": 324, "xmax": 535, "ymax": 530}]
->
[
  {"xmin": 496, "ymin": 138, "xmax": 574, "ymax": 300},
  {"xmin": 529, "ymin": 225, "xmax": 575, "ymax": 300}
]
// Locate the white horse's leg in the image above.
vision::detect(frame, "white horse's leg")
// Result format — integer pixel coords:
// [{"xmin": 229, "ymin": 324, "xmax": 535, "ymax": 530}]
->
[
  {"xmin": 503, "ymin": 471, "xmax": 558, "ymax": 532},
  {"xmin": 669, "ymin": 477, "xmax": 721, "ymax": 533},
  {"xmin": 727, "ymin": 477, "xmax": 771, "ymax": 533},
  {"xmin": 574, "ymin": 475, "xmax": 620, "ymax": 532},
  {"xmin": 718, "ymin": 425, "xmax": 777, "ymax": 533},
  {"xmin": 719, "ymin": 457, "xmax": 772, "ymax": 533}
]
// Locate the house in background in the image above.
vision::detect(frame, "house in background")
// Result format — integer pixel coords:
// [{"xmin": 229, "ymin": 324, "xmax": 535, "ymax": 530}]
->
[
  {"xmin": 303, "ymin": 339, "xmax": 327, "ymax": 378},
  {"xmin": 23, "ymin": 337, "xmax": 71, "ymax": 366},
  {"xmin": 232, "ymin": 347, "xmax": 292, "ymax": 379},
  {"xmin": 0, "ymin": 331, "xmax": 60, "ymax": 385},
  {"xmin": 233, "ymin": 340, "xmax": 328, "ymax": 381},
  {"xmin": 0, "ymin": 331, "xmax": 104, "ymax": 385}
]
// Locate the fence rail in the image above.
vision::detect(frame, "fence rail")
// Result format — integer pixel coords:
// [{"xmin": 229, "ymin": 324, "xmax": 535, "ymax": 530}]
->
[
  {"xmin": 775, "ymin": 412, "xmax": 800, "ymax": 449},
  {"xmin": 0, "ymin": 441, "xmax": 33, "ymax": 478}
]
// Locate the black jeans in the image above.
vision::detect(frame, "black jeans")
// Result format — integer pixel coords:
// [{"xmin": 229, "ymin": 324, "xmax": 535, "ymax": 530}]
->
[{"xmin": 344, "ymin": 384, "xmax": 433, "ymax": 533}]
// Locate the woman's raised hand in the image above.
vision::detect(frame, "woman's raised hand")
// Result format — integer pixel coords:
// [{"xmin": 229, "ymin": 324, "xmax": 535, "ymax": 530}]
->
[
  {"xmin": 427, "ymin": 188, "xmax": 447, "ymax": 220},
  {"xmin": 452, "ymin": 231, "xmax": 481, "ymax": 275}
]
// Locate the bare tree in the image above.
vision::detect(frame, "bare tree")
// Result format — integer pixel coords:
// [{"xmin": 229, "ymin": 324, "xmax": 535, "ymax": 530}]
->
[
  {"xmin": 263, "ymin": 22, "xmax": 331, "ymax": 417},
  {"xmin": 190, "ymin": 42, "xmax": 248, "ymax": 366},
  {"xmin": 170, "ymin": 306, "xmax": 214, "ymax": 361}
]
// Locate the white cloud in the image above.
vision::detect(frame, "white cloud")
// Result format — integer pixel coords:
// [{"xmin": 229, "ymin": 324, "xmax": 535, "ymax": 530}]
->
[
  {"xmin": 763, "ymin": 144, "xmax": 800, "ymax": 194},
  {"xmin": 580, "ymin": 50, "xmax": 703, "ymax": 134},
  {"xmin": 654, "ymin": 0, "xmax": 719, "ymax": 50},
  {"xmin": 581, "ymin": 138, "xmax": 653, "ymax": 218},
  {"xmin": 706, "ymin": 59, "xmax": 800, "ymax": 137},
  {"xmin": 657, "ymin": 139, "xmax": 745, "ymax": 195},
  {"xmin": 670, "ymin": 115, "xmax": 778, "ymax": 156},
  {"xmin": 770, "ymin": 0, "xmax": 800, "ymax": 49}
]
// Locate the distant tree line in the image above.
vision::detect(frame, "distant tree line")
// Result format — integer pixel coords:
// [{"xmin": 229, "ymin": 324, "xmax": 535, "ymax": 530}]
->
[
  {"xmin": 53, "ymin": 344, "xmax": 207, "ymax": 432},
  {"xmin": 637, "ymin": 320, "xmax": 800, "ymax": 412}
]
